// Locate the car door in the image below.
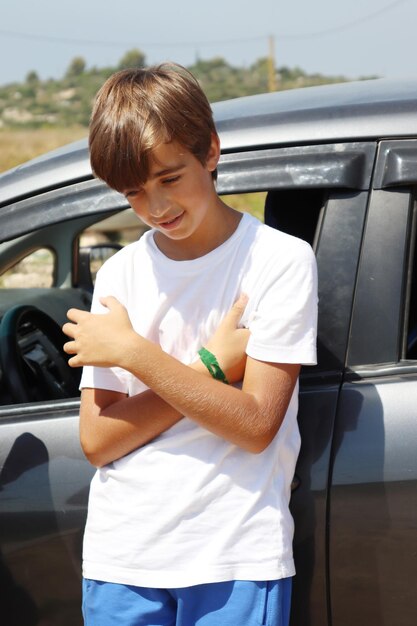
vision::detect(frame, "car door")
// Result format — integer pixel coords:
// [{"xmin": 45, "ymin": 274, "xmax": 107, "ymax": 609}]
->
[
  {"xmin": 329, "ymin": 140, "xmax": 417, "ymax": 626},
  {"xmin": 217, "ymin": 140, "xmax": 376, "ymax": 626},
  {"xmin": 0, "ymin": 181, "xmax": 129, "ymax": 626},
  {"xmin": 0, "ymin": 400, "xmax": 94, "ymax": 625}
]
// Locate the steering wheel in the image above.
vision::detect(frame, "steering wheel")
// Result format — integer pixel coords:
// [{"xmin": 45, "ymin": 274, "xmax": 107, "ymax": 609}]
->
[{"xmin": 0, "ymin": 305, "xmax": 81, "ymax": 403}]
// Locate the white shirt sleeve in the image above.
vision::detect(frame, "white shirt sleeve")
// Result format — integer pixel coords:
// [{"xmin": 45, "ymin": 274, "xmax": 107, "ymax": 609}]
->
[{"xmin": 246, "ymin": 238, "xmax": 318, "ymax": 365}]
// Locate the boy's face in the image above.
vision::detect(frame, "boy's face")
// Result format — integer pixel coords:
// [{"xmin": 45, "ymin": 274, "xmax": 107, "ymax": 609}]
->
[{"xmin": 123, "ymin": 137, "xmax": 224, "ymax": 260}]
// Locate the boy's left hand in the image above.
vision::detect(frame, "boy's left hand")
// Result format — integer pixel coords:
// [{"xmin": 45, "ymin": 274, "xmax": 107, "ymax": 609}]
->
[{"xmin": 63, "ymin": 296, "xmax": 136, "ymax": 368}]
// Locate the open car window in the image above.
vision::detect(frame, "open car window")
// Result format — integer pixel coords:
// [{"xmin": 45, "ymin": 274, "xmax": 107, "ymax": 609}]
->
[{"xmin": 0, "ymin": 247, "xmax": 55, "ymax": 289}]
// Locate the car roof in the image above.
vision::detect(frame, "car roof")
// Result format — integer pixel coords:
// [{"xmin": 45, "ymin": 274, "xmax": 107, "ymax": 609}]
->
[
  {"xmin": 1, "ymin": 77, "xmax": 417, "ymax": 207},
  {"xmin": 216, "ymin": 77, "xmax": 417, "ymax": 149}
]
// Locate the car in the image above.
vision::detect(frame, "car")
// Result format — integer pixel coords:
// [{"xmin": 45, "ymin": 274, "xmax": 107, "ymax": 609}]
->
[{"xmin": 1, "ymin": 77, "xmax": 417, "ymax": 626}]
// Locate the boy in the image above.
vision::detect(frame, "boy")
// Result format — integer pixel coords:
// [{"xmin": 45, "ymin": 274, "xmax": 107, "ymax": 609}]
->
[{"xmin": 63, "ymin": 64, "xmax": 318, "ymax": 626}]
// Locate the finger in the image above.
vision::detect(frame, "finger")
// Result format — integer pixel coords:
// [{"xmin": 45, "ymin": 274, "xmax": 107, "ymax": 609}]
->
[
  {"xmin": 63, "ymin": 340, "xmax": 77, "ymax": 355},
  {"xmin": 66, "ymin": 307, "xmax": 89, "ymax": 323},
  {"xmin": 224, "ymin": 293, "xmax": 249, "ymax": 326},
  {"xmin": 67, "ymin": 355, "xmax": 82, "ymax": 368},
  {"xmin": 62, "ymin": 321, "xmax": 76, "ymax": 338},
  {"xmin": 99, "ymin": 295, "xmax": 123, "ymax": 310},
  {"xmin": 235, "ymin": 292, "xmax": 249, "ymax": 309}
]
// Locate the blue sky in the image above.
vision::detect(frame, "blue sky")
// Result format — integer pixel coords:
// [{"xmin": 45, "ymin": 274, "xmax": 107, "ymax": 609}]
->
[{"xmin": 0, "ymin": 0, "xmax": 415, "ymax": 86}]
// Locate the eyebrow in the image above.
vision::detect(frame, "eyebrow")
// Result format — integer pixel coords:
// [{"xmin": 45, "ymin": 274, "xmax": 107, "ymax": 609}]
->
[
  {"xmin": 151, "ymin": 163, "xmax": 186, "ymax": 179},
  {"xmin": 123, "ymin": 163, "xmax": 187, "ymax": 195}
]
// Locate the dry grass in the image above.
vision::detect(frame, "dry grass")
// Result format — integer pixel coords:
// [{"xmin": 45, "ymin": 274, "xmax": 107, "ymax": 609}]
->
[
  {"xmin": 224, "ymin": 192, "xmax": 266, "ymax": 222},
  {"xmin": 0, "ymin": 127, "xmax": 87, "ymax": 173}
]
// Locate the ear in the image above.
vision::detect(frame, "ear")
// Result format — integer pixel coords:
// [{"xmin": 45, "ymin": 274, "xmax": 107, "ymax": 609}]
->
[{"xmin": 205, "ymin": 133, "xmax": 221, "ymax": 172}]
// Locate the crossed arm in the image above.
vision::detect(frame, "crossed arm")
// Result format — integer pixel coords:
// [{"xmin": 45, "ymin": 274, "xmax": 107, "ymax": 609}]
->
[{"xmin": 63, "ymin": 296, "xmax": 300, "ymax": 467}]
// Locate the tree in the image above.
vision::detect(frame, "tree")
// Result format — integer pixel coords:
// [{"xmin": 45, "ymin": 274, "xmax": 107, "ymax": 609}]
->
[
  {"xmin": 26, "ymin": 70, "xmax": 39, "ymax": 85},
  {"xmin": 247, "ymin": 57, "xmax": 269, "ymax": 93},
  {"xmin": 117, "ymin": 49, "xmax": 146, "ymax": 70},
  {"xmin": 66, "ymin": 57, "xmax": 87, "ymax": 78}
]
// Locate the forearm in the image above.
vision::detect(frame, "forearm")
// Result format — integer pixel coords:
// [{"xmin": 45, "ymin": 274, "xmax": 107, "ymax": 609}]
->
[
  {"xmin": 80, "ymin": 389, "xmax": 181, "ymax": 467},
  {"xmin": 80, "ymin": 359, "xmax": 209, "ymax": 467},
  {"xmin": 121, "ymin": 334, "xmax": 298, "ymax": 453}
]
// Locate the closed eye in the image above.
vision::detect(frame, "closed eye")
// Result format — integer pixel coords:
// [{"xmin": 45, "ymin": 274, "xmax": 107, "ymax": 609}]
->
[
  {"xmin": 125, "ymin": 189, "xmax": 143, "ymax": 198},
  {"xmin": 162, "ymin": 175, "xmax": 180, "ymax": 184}
]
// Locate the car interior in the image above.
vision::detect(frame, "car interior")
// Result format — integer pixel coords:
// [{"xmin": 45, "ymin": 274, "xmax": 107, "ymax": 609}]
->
[{"xmin": 0, "ymin": 208, "xmax": 147, "ymax": 405}]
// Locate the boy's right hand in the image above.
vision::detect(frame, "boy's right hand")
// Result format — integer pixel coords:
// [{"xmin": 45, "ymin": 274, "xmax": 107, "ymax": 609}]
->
[{"xmin": 205, "ymin": 294, "xmax": 249, "ymax": 384}]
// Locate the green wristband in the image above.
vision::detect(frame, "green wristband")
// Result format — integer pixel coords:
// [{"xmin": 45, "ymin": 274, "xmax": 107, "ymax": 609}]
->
[{"xmin": 198, "ymin": 347, "xmax": 229, "ymax": 384}]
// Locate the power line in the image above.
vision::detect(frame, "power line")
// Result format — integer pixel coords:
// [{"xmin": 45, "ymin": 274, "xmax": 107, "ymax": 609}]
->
[
  {"xmin": 0, "ymin": 0, "xmax": 410, "ymax": 49},
  {"xmin": 277, "ymin": 0, "xmax": 410, "ymax": 40},
  {"xmin": 0, "ymin": 30, "xmax": 138, "ymax": 48},
  {"xmin": 0, "ymin": 29, "xmax": 264, "ymax": 48}
]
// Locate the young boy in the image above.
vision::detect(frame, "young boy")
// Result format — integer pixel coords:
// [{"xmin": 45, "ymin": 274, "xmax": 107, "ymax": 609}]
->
[{"xmin": 63, "ymin": 64, "xmax": 318, "ymax": 626}]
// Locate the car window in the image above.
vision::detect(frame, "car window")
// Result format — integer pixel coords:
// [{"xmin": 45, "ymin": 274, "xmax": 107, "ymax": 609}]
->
[
  {"xmin": 79, "ymin": 208, "xmax": 148, "ymax": 249},
  {"xmin": 0, "ymin": 188, "xmax": 326, "ymax": 408},
  {"xmin": 78, "ymin": 191, "xmax": 324, "ymax": 253},
  {"xmin": 262, "ymin": 188, "xmax": 326, "ymax": 248},
  {"xmin": 224, "ymin": 189, "xmax": 325, "ymax": 249},
  {"xmin": 77, "ymin": 208, "xmax": 149, "ymax": 288},
  {"xmin": 221, "ymin": 192, "xmax": 266, "ymax": 223},
  {"xmin": 0, "ymin": 247, "xmax": 55, "ymax": 288}
]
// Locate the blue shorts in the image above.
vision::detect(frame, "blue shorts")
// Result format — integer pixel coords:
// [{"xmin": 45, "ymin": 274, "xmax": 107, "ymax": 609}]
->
[{"xmin": 82, "ymin": 577, "xmax": 292, "ymax": 626}]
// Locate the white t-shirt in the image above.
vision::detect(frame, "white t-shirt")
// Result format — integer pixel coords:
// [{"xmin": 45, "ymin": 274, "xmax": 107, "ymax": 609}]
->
[{"xmin": 81, "ymin": 212, "xmax": 317, "ymax": 588}]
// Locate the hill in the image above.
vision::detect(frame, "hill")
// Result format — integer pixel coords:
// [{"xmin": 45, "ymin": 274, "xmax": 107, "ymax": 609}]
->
[{"xmin": 0, "ymin": 49, "xmax": 375, "ymax": 171}]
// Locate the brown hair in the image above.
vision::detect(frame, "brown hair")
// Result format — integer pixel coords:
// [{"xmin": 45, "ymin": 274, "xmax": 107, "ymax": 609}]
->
[{"xmin": 89, "ymin": 63, "xmax": 217, "ymax": 192}]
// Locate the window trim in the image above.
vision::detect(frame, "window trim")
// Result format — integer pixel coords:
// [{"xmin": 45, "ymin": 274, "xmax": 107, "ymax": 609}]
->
[{"xmin": 217, "ymin": 142, "xmax": 376, "ymax": 195}]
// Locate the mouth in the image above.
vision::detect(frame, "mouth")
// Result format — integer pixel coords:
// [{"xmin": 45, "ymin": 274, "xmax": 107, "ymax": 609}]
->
[{"xmin": 158, "ymin": 212, "xmax": 184, "ymax": 230}]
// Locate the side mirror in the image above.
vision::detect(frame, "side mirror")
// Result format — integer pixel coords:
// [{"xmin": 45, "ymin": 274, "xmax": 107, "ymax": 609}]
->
[{"xmin": 77, "ymin": 243, "xmax": 122, "ymax": 292}]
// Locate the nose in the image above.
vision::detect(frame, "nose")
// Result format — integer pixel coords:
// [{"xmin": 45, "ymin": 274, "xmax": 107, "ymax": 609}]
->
[{"xmin": 148, "ymin": 189, "xmax": 170, "ymax": 219}]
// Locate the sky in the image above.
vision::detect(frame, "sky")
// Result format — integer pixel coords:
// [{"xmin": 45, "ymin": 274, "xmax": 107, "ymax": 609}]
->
[{"xmin": 0, "ymin": 0, "xmax": 416, "ymax": 86}]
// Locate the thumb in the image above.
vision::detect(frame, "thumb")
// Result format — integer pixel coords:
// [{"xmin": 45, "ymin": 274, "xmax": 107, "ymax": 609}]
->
[
  {"xmin": 224, "ymin": 293, "xmax": 248, "ymax": 327},
  {"xmin": 99, "ymin": 295, "xmax": 123, "ymax": 311}
]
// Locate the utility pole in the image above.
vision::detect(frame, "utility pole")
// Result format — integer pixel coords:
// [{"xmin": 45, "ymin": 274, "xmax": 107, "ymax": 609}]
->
[{"xmin": 268, "ymin": 35, "xmax": 277, "ymax": 92}]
